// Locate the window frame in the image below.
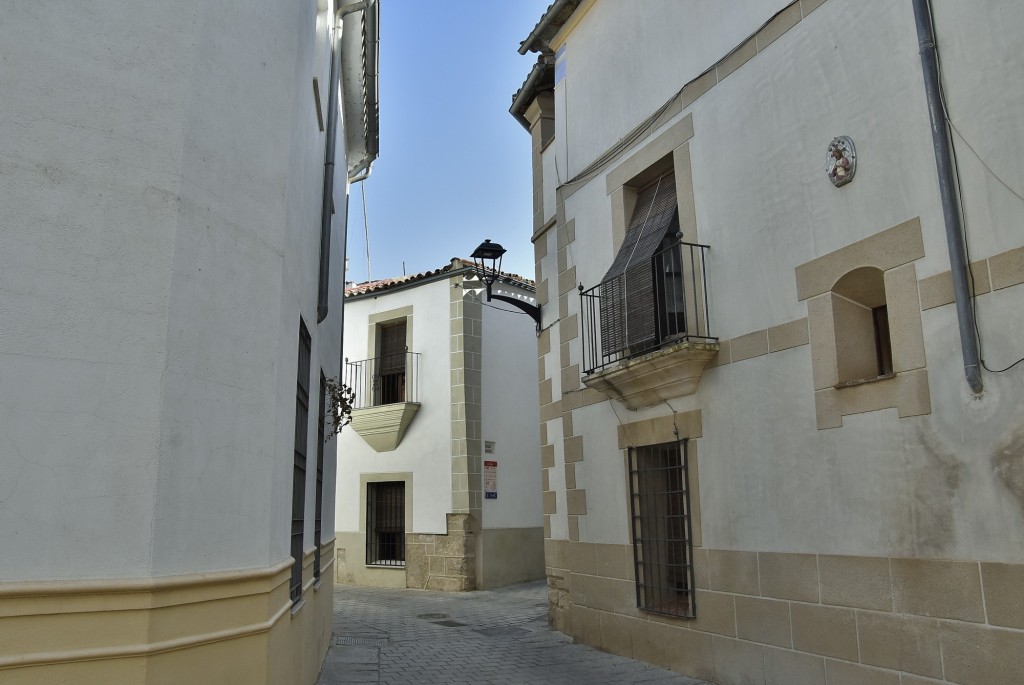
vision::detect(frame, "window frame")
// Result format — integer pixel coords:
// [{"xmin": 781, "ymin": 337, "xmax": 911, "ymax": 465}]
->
[
  {"xmin": 796, "ymin": 218, "xmax": 930, "ymax": 429},
  {"xmin": 365, "ymin": 307, "xmax": 414, "ymax": 407},
  {"xmin": 830, "ymin": 267, "xmax": 895, "ymax": 386},
  {"xmin": 290, "ymin": 321, "xmax": 312, "ymax": 603},
  {"xmin": 579, "ymin": 116, "xmax": 712, "ymax": 377},
  {"xmin": 314, "ymin": 370, "xmax": 326, "ymax": 581},
  {"xmin": 375, "ymin": 320, "xmax": 408, "ymax": 405},
  {"xmin": 627, "ymin": 440, "xmax": 697, "ymax": 619},
  {"xmin": 366, "ymin": 480, "xmax": 406, "ymax": 567}
]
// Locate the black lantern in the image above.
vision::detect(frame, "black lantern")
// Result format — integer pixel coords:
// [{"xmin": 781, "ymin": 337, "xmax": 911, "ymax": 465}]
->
[
  {"xmin": 471, "ymin": 239, "xmax": 506, "ymax": 289},
  {"xmin": 469, "ymin": 239, "xmax": 541, "ymax": 328}
]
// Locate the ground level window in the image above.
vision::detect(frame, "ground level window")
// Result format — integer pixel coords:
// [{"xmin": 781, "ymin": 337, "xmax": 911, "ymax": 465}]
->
[
  {"xmin": 290, "ymin": 321, "xmax": 312, "ymax": 603},
  {"xmin": 367, "ymin": 481, "xmax": 405, "ymax": 566},
  {"xmin": 628, "ymin": 440, "xmax": 696, "ymax": 618}
]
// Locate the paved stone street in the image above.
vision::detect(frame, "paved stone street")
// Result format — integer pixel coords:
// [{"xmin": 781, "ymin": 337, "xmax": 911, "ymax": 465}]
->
[{"xmin": 317, "ymin": 580, "xmax": 712, "ymax": 685}]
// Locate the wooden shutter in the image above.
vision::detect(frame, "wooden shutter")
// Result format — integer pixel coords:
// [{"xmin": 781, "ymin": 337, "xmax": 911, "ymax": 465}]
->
[
  {"xmin": 600, "ymin": 174, "xmax": 678, "ymax": 355},
  {"xmin": 379, "ymin": 322, "xmax": 406, "ymax": 371}
]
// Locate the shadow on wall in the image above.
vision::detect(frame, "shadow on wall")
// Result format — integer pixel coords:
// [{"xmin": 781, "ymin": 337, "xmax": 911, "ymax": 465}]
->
[{"xmin": 993, "ymin": 427, "xmax": 1024, "ymax": 521}]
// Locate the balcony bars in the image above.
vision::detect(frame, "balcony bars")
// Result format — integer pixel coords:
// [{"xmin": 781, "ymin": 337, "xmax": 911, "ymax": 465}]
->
[
  {"xmin": 345, "ymin": 352, "xmax": 421, "ymax": 408},
  {"xmin": 580, "ymin": 239, "xmax": 714, "ymax": 375}
]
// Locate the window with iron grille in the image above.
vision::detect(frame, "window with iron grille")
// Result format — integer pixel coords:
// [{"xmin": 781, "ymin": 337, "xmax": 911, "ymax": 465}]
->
[
  {"xmin": 628, "ymin": 440, "xmax": 696, "ymax": 618},
  {"xmin": 290, "ymin": 321, "xmax": 312, "ymax": 602},
  {"xmin": 314, "ymin": 371, "xmax": 326, "ymax": 581},
  {"xmin": 366, "ymin": 481, "xmax": 405, "ymax": 566}
]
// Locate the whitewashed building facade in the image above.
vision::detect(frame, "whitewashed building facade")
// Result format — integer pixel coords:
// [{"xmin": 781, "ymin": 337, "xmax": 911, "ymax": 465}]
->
[
  {"xmin": 335, "ymin": 260, "xmax": 545, "ymax": 591},
  {"xmin": 0, "ymin": 1, "xmax": 378, "ymax": 683},
  {"xmin": 511, "ymin": 1, "xmax": 1024, "ymax": 683}
]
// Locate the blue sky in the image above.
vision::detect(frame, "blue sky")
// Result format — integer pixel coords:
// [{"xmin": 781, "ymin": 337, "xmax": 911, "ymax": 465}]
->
[{"xmin": 345, "ymin": 0, "xmax": 552, "ymax": 285}]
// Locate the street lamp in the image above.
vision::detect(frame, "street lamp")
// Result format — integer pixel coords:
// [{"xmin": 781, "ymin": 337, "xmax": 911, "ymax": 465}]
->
[{"xmin": 470, "ymin": 239, "xmax": 541, "ymax": 328}]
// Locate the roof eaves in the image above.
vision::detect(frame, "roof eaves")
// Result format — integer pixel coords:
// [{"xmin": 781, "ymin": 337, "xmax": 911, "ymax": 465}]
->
[
  {"xmin": 518, "ymin": 0, "xmax": 583, "ymax": 55},
  {"xmin": 340, "ymin": 0, "xmax": 380, "ymax": 180},
  {"xmin": 345, "ymin": 259, "xmax": 535, "ymax": 300},
  {"xmin": 510, "ymin": 56, "xmax": 555, "ymax": 131}
]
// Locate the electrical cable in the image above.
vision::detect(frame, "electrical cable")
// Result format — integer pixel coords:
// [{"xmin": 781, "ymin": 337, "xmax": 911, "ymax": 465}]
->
[
  {"xmin": 947, "ymin": 122, "xmax": 1024, "ymax": 204},
  {"xmin": 554, "ymin": 5, "xmax": 790, "ymax": 193},
  {"xmin": 480, "ymin": 301, "xmax": 530, "ymax": 317},
  {"xmin": 361, "ymin": 182, "xmax": 371, "ymax": 281},
  {"xmin": 928, "ymin": 1, "xmax": 1024, "ymax": 374}
]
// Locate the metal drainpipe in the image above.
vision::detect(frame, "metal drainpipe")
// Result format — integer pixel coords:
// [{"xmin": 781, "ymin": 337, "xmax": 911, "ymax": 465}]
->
[
  {"xmin": 317, "ymin": 9, "xmax": 344, "ymax": 324},
  {"xmin": 910, "ymin": 0, "xmax": 983, "ymax": 393}
]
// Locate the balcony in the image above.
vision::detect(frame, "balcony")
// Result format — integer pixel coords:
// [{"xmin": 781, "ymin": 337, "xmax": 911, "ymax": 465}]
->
[
  {"xmin": 345, "ymin": 352, "xmax": 421, "ymax": 452},
  {"xmin": 579, "ymin": 240, "xmax": 718, "ymax": 410}
]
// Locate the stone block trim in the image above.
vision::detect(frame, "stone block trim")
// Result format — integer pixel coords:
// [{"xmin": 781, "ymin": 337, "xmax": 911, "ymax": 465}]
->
[
  {"xmin": 707, "ymin": 318, "xmax": 809, "ymax": 371},
  {"xmin": 728, "ymin": 330, "xmax": 768, "ymax": 363},
  {"xmin": 404, "ymin": 514, "xmax": 476, "ymax": 592},
  {"xmin": 919, "ymin": 244, "xmax": 1024, "ymax": 309},
  {"xmin": 450, "ymin": 276, "xmax": 482, "ymax": 516},
  {"xmin": 918, "ymin": 260, "xmax": 990, "ymax": 310},
  {"xmin": 616, "ymin": 409, "xmax": 702, "ymax": 448},
  {"xmin": 715, "ymin": 38, "xmax": 756, "ymax": 82},
  {"xmin": 558, "ymin": 266, "xmax": 577, "ymax": 297},
  {"xmin": 794, "ymin": 218, "xmax": 925, "ymax": 301},
  {"xmin": 691, "ymin": 242, "xmax": 1021, "ymax": 377},
  {"xmin": 796, "ymin": 219, "xmax": 930, "ymax": 429},
  {"xmin": 813, "ymin": 367, "xmax": 931, "ymax": 430},
  {"xmin": 541, "ymin": 542, "xmax": 1024, "ymax": 684},
  {"xmin": 980, "ymin": 562, "xmax": 1024, "ymax": 629}
]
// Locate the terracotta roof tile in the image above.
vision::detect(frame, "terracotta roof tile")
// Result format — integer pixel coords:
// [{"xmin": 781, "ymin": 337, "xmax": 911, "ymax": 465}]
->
[{"xmin": 345, "ymin": 259, "xmax": 533, "ymax": 298}]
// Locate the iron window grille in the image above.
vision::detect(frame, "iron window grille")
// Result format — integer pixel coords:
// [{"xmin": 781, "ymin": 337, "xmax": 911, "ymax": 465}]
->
[
  {"xmin": 290, "ymin": 321, "xmax": 312, "ymax": 602},
  {"xmin": 314, "ymin": 371, "xmax": 326, "ymax": 581},
  {"xmin": 366, "ymin": 481, "xmax": 405, "ymax": 566},
  {"xmin": 628, "ymin": 440, "xmax": 696, "ymax": 618}
]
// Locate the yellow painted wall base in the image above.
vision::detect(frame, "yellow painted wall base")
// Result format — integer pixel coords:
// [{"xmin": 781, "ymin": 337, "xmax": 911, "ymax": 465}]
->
[
  {"xmin": 480, "ymin": 527, "xmax": 545, "ymax": 589},
  {"xmin": 0, "ymin": 541, "xmax": 335, "ymax": 685}
]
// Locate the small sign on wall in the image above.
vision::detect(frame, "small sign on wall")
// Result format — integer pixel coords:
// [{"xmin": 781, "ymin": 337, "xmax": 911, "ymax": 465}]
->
[{"xmin": 484, "ymin": 460, "xmax": 497, "ymax": 499}]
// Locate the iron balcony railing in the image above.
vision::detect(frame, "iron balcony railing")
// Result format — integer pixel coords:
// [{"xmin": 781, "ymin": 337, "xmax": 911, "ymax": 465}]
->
[
  {"xmin": 345, "ymin": 352, "xmax": 421, "ymax": 408},
  {"xmin": 580, "ymin": 240, "xmax": 714, "ymax": 375}
]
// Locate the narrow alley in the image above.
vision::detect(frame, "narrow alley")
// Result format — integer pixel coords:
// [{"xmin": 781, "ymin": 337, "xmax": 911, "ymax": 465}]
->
[{"xmin": 317, "ymin": 581, "xmax": 711, "ymax": 685}]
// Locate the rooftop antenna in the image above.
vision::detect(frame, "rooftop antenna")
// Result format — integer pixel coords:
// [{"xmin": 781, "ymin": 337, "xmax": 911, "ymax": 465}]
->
[{"xmin": 402, "ymin": 261, "xmax": 406, "ymax": 276}]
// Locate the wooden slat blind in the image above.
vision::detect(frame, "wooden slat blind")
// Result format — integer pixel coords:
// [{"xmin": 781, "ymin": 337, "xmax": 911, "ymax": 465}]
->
[{"xmin": 601, "ymin": 174, "xmax": 678, "ymax": 355}]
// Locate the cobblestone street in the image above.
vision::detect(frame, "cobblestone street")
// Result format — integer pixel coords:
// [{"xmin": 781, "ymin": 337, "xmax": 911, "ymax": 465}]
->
[{"xmin": 317, "ymin": 580, "xmax": 712, "ymax": 685}]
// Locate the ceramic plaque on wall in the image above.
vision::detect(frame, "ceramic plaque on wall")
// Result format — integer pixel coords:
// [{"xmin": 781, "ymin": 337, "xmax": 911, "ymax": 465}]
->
[{"xmin": 827, "ymin": 136, "xmax": 856, "ymax": 187}]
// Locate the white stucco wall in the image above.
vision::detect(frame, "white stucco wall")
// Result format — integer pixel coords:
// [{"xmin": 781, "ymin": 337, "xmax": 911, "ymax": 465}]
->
[
  {"xmin": 0, "ymin": 0, "xmax": 347, "ymax": 580},
  {"xmin": 481, "ymin": 283, "xmax": 543, "ymax": 530},
  {"xmin": 335, "ymin": 277, "xmax": 455, "ymax": 535},
  {"xmin": 553, "ymin": 0, "xmax": 790, "ymax": 179},
  {"xmin": 543, "ymin": 0, "xmax": 1024, "ymax": 562}
]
